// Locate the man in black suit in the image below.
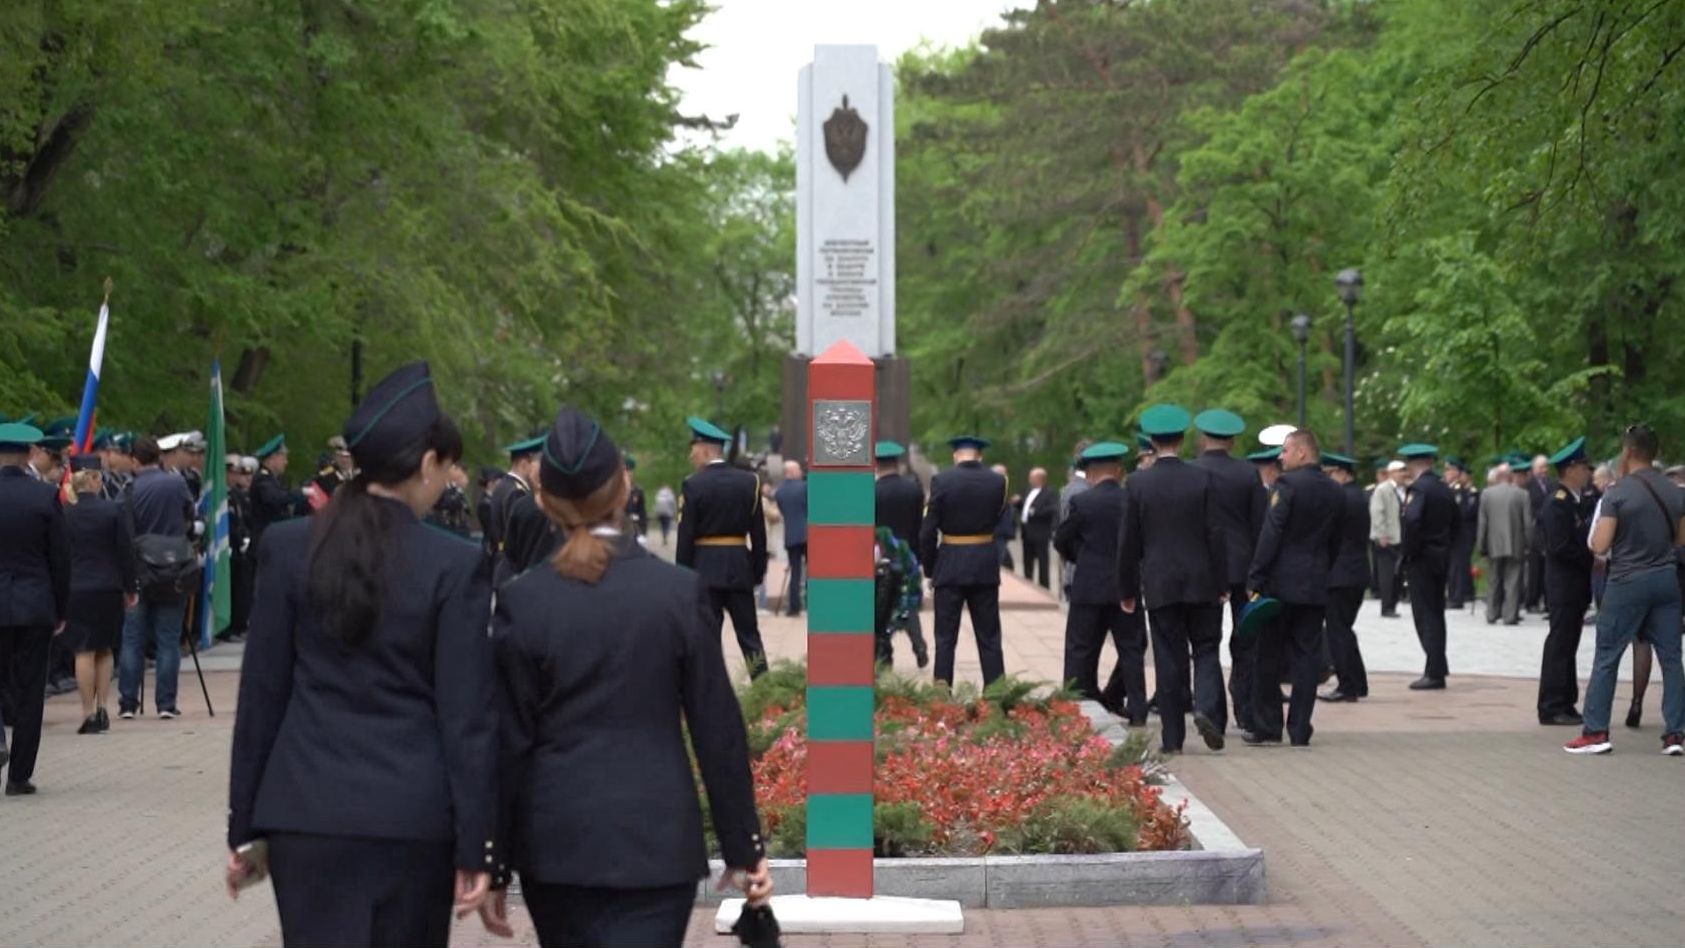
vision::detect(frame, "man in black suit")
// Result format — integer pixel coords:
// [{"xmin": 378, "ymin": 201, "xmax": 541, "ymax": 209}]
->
[
  {"xmin": 1319, "ymin": 452, "xmax": 1372, "ymax": 703},
  {"xmin": 1537, "ymin": 438, "xmax": 1595, "ymax": 726},
  {"xmin": 991, "ymin": 463, "xmax": 1016, "ymax": 570},
  {"xmin": 676, "ymin": 417, "xmax": 768, "ymax": 677},
  {"xmin": 874, "ymin": 441, "xmax": 929, "ymax": 667},
  {"xmin": 1246, "ymin": 430, "xmax": 1345, "ymax": 746},
  {"xmin": 1445, "ymin": 458, "xmax": 1480, "ymax": 609},
  {"xmin": 248, "ymin": 435, "xmax": 300, "ymax": 544},
  {"xmin": 1523, "ymin": 454, "xmax": 1554, "ymax": 613},
  {"xmin": 1017, "ymin": 467, "xmax": 1057, "ymax": 589},
  {"xmin": 921, "ymin": 436, "xmax": 1009, "ymax": 687},
  {"xmin": 1401, "ymin": 443, "xmax": 1460, "ymax": 689},
  {"xmin": 1117, "ymin": 405, "xmax": 1229, "ymax": 753},
  {"xmin": 0, "ymin": 422, "xmax": 71, "ymax": 794},
  {"xmin": 1191, "ymin": 409, "xmax": 1267, "ymax": 734},
  {"xmin": 1055, "ymin": 442, "xmax": 1146, "ymax": 721}
]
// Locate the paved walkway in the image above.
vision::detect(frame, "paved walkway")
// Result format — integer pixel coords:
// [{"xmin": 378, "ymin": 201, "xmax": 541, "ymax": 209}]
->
[{"xmin": 4, "ymin": 569, "xmax": 1679, "ymax": 946}]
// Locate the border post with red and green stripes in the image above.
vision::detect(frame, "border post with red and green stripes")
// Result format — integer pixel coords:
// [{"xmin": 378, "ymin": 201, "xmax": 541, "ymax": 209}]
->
[{"xmin": 804, "ymin": 339, "xmax": 877, "ymax": 898}]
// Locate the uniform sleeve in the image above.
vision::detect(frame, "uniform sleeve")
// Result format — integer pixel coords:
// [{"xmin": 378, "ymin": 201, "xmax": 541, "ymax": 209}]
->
[
  {"xmin": 433, "ymin": 550, "xmax": 499, "ymax": 873},
  {"xmin": 1117, "ymin": 483, "xmax": 1142, "ymax": 600},
  {"xmin": 676, "ymin": 480, "xmax": 696, "ymax": 568},
  {"xmin": 1203, "ymin": 482, "xmax": 1228, "ymax": 599},
  {"xmin": 228, "ymin": 534, "xmax": 297, "ymax": 849},
  {"xmin": 47, "ymin": 495, "xmax": 71, "ymax": 623},
  {"xmin": 1053, "ymin": 496, "xmax": 1082, "ymax": 562},
  {"xmin": 1248, "ymin": 480, "xmax": 1291, "ymax": 595},
  {"xmin": 1248, "ymin": 477, "xmax": 1268, "ymax": 543},
  {"xmin": 749, "ymin": 476, "xmax": 768, "ymax": 585},
  {"xmin": 1476, "ymin": 492, "xmax": 1491, "ymax": 557},
  {"xmin": 1325, "ymin": 487, "xmax": 1346, "ymax": 571},
  {"xmin": 918, "ymin": 480, "xmax": 942, "ymax": 574},
  {"xmin": 115, "ymin": 503, "xmax": 137, "ymax": 593},
  {"xmin": 490, "ymin": 595, "xmax": 541, "ymax": 888},
  {"xmin": 681, "ymin": 574, "xmax": 764, "ymax": 870}
]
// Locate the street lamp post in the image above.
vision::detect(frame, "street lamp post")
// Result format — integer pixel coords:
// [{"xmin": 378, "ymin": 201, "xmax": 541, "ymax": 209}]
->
[
  {"xmin": 710, "ymin": 369, "xmax": 728, "ymax": 421},
  {"xmin": 1290, "ymin": 312, "xmax": 1312, "ymax": 429},
  {"xmin": 1335, "ymin": 268, "xmax": 1363, "ymax": 457},
  {"xmin": 1147, "ymin": 349, "xmax": 1170, "ymax": 384}
]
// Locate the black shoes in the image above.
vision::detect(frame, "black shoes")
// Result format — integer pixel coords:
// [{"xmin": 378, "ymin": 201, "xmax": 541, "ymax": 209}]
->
[
  {"xmin": 1318, "ymin": 689, "xmax": 1358, "ymax": 703},
  {"xmin": 910, "ymin": 635, "xmax": 930, "ymax": 669},
  {"xmin": 97, "ymin": 708, "xmax": 110, "ymax": 731},
  {"xmin": 1408, "ymin": 677, "xmax": 1447, "ymax": 691},
  {"xmin": 1540, "ymin": 711, "xmax": 1584, "ymax": 726},
  {"xmin": 1626, "ymin": 700, "xmax": 1643, "ymax": 729},
  {"xmin": 1192, "ymin": 712, "xmax": 1225, "ymax": 751},
  {"xmin": 1379, "ymin": 611, "xmax": 1400, "ymax": 619},
  {"xmin": 1241, "ymin": 730, "xmax": 1281, "ymax": 747},
  {"xmin": 5, "ymin": 781, "xmax": 37, "ymax": 796},
  {"xmin": 78, "ymin": 715, "xmax": 101, "ymax": 735}
]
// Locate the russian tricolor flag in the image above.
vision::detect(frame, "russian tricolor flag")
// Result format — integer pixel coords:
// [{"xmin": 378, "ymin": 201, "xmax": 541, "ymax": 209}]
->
[{"xmin": 72, "ymin": 293, "xmax": 111, "ymax": 455}]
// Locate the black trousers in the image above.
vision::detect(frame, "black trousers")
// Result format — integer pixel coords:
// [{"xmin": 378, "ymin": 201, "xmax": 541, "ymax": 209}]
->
[
  {"xmin": 933, "ymin": 584, "xmax": 1005, "ymax": 686},
  {"xmin": 1374, "ymin": 545, "xmax": 1402, "ymax": 614},
  {"xmin": 1064, "ymin": 603, "xmax": 1146, "ymax": 721},
  {"xmin": 1539, "ymin": 577, "xmax": 1590, "ymax": 719},
  {"xmin": 1254, "ymin": 603, "xmax": 1323, "ymax": 744},
  {"xmin": 268, "ymin": 833, "xmax": 453, "ymax": 948},
  {"xmin": 1407, "ymin": 562, "xmax": 1450, "ymax": 681},
  {"xmin": 1525, "ymin": 537, "xmax": 1547, "ymax": 611},
  {"xmin": 523, "ymin": 879, "xmax": 695, "ymax": 948},
  {"xmin": 1447, "ymin": 533, "xmax": 1476, "ymax": 607},
  {"xmin": 1324, "ymin": 586, "xmax": 1368, "ymax": 697},
  {"xmin": 230, "ymin": 552, "xmax": 256, "ymax": 634},
  {"xmin": 1147, "ymin": 603, "xmax": 1225, "ymax": 752},
  {"xmin": 705, "ymin": 588, "xmax": 766, "ymax": 678},
  {"xmin": 0, "ymin": 625, "xmax": 51, "ymax": 784},
  {"xmin": 1224, "ymin": 584, "xmax": 1258, "ymax": 732},
  {"xmin": 1022, "ymin": 534, "xmax": 1051, "ymax": 589},
  {"xmin": 783, "ymin": 544, "xmax": 806, "ymax": 615}
]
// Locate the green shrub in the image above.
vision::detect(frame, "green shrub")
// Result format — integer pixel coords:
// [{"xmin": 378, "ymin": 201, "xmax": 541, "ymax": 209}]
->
[
  {"xmin": 874, "ymin": 801, "xmax": 937, "ymax": 857},
  {"xmin": 1104, "ymin": 728, "xmax": 1170, "ymax": 785},
  {"xmin": 765, "ymin": 804, "xmax": 807, "ymax": 858},
  {"xmin": 993, "ymin": 796, "xmax": 1139, "ymax": 854},
  {"xmin": 737, "ymin": 660, "xmax": 809, "ymax": 723}
]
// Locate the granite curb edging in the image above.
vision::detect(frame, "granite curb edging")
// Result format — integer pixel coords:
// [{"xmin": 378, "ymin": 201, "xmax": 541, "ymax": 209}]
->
[{"xmin": 684, "ymin": 700, "xmax": 1264, "ymax": 908}]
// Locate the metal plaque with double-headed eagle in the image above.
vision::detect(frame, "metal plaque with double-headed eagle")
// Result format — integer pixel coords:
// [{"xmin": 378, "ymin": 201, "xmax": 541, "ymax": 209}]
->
[
  {"xmin": 823, "ymin": 95, "xmax": 868, "ymax": 183},
  {"xmin": 812, "ymin": 399, "xmax": 872, "ymax": 466}
]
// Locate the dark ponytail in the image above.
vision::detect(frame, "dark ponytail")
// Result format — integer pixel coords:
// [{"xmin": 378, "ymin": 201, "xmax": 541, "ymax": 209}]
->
[{"xmin": 308, "ymin": 415, "xmax": 463, "ymax": 646}]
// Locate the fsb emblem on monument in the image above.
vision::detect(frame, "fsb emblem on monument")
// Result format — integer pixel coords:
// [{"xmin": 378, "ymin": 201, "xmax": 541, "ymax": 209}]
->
[{"xmin": 823, "ymin": 95, "xmax": 868, "ymax": 182}]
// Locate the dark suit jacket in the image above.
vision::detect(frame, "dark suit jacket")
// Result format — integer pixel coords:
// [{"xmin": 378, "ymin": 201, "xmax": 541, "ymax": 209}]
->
[
  {"xmin": 676, "ymin": 461, "xmax": 768, "ymax": 590},
  {"xmin": 1329, "ymin": 481, "xmax": 1373, "ymax": 590},
  {"xmin": 1193, "ymin": 450, "xmax": 1267, "ymax": 587},
  {"xmin": 1019, "ymin": 485, "xmax": 1058, "ymax": 543},
  {"xmin": 1541, "ymin": 486, "xmax": 1595, "ymax": 597},
  {"xmin": 491, "ymin": 540, "xmax": 763, "ymax": 888},
  {"xmin": 228, "ymin": 503, "xmax": 499, "ymax": 873},
  {"xmin": 248, "ymin": 469, "xmax": 297, "ymax": 541},
  {"xmin": 484, "ymin": 473, "xmax": 530, "ymax": 559},
  {"xmin": 0, "ymin": 466, "xmax": 71, "ymax": 627},
  {"xmin": 1402, "ymin": 470, "xmax": 1460, "ymax": 574},
  {"xmin": 497, "ymin": 491, "xmax": 557, "ymax": 584},
  {"xmin": 1053, "ymin": 479, "xmax": 1126, "ymax": 603},
  {"xmin": 1248, "ymin": 466, "xmax": 1346, "ymax": 606},
  {"xmin": 875, "ymin": 473, "xmax": 924, "ymax": 549},
  {"xmin": 774, "ymin": 478, "xmax": 809, "ymax": 548},
  {"xmin": 1116, "ymin": 457, "xmax": 1227, "ymax": 608},
  {"xmin": 920, "ymin": 461, "xmax": 1009, "ymax": 587},
  {"xmin": 66, "ymin": 494, "xmax": 136, "ymax": 593}
]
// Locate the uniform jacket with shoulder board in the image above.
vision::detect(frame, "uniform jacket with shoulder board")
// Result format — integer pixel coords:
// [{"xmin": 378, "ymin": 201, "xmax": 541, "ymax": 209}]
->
[
  {"xmin": 1053, "ymin": 478, "xmax": 1127, "ymax": 604},
  {"xmin": 0, "ymin": 466, "xmax": 71, "ymax": 627},
  {"xmin": 919, "ymin": 460, "xmax": 1009, "ymax": 587},
  {"xmin": 1193, "ymin": 450, "xmax": 1268, "ymax": 587},
  {"xmin": 1329, "ymin": 481, "xmax": 1372, "ymax": 590},
  {"xmin": 1248, "ymin": 466, "xmax": 1347, "ymax": 606},
  {"xmin": 1116, "ymin": 457, "xmax": 1228, "ymax": 609},
  {"xmin": 676, "ymin": 461, "xmax": 768, "ymax": 590}
]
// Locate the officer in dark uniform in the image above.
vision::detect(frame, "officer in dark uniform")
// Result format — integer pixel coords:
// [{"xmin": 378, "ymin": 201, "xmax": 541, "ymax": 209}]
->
[
  {"xmin": 96, "ymin": 432, "xmax": 135, "ymax": 500},
  {"xmin": 475, "ymin": 466, "xmax": 503, "ymax": 552},
  {"xmin": 222, "ymin": 454, "xmax": 256, "ymax": 643},
  {"xmin": 1054, "ymin": 442, "xmax": 1146, "ymax": 722},
  {"xmin": 489, "ymin": 406, "xmax": 770, "ymax": 944},
  {"xmin": 0, "ymin": 422, "xmax": 71, "ymax": 795},
  {"xmin": 676, "ymin": 417, "xmax": 769, "ymax": 677},
  {"xmin": 624, "ymin": 453, "xmax": 648, "ymax": 536},
  {"xmin": 485, "ymin": 435, "xmax": 543, "ymax": 579},
  {"xmin": 874, "ymin": 441, "xmax": 930, "ymax": 667},
  {"xmin": 1245, "ymin": 429, "xmax": 1345, "ymax": 747},
  {"xmin": 1117, "ymin": 405, "xmax": 1229, "ymax": 753},
  {"xmin": 920, "ymin": 435, "xmax": 1010, "ymax": 687},
  {"xmin": 1538, "ymin": 437, "xmax": 1595, "ymax": 725},
  {"xmin": 1192, "ymin": 409, "xmax": 1267, "ymax": 734},
  {"xmin": 1319, "ymin": 452, "xmax": 1372, "ymax": 702},
  {"xmin": 227, "ymin": 361, "xmax": 498, "ymax": 945},
  {"xmin": 1400, "ymin": 443, "xmax": 1459, "ymax": 689},
  {"xmin": 1446, "ymin": 457, "xmax": 1480, "ymax": 608},
  {"xmin": 248, "ymin": 435, "xmax": 300, "ymax": 544},
  {"xmin": 309, "ymin": 435, "xmax": 354, "ymax": 499}
]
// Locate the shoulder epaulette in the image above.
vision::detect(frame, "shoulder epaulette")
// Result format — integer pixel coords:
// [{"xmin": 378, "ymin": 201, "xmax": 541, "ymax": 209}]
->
[{"xmin": 1555, "ymin": 488, "xmax": 1569, "ymax": 501}]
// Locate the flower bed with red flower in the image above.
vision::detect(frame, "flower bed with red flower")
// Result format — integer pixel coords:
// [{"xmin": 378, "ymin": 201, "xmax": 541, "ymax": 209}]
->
[{"xmin": 703, "ymin": 663, "xmax": 1188, "ymax": 858}]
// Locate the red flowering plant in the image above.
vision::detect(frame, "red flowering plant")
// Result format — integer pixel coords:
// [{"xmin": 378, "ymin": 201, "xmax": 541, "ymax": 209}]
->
[{"xmin": 701, "ymin": 663, "xmax": 1188, "ymax": 858}]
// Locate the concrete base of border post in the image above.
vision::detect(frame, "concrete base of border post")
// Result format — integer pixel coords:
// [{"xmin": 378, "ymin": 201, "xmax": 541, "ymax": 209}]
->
[{"xmin": 714, "ymin": 895, "xmax": 965, "ymax": 935}]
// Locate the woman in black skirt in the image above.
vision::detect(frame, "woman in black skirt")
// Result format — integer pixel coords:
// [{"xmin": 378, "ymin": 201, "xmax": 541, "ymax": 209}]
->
[
  {"xmin": 483, "ymin": 407, "xmax": 771, "ymax": 947},
  {"xmin": 63, "ymin": 459, "xmax": 135, "ymax": 734},
  {"xmin": 226, "ymin": 361, "xmax": 499, "ymax": 947}
]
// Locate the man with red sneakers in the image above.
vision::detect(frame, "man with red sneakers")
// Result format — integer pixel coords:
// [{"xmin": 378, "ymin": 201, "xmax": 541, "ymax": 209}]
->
[{"xmin": 1565, "ymin": 425, "xmax": 1685, "ymax": 756}]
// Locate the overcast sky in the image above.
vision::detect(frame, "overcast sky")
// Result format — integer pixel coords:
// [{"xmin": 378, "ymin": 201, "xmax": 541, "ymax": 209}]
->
[{"xmin": 670, "ymin": 0, "xmax": 1030, "ymax": 153}]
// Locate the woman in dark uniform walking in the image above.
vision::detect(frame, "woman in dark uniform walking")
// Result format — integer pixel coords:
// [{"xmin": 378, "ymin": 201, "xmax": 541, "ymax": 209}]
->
[
  {"xmin": 484, "ymin": 406, "xmax": 771, "ymax": 947},
  {"xmin": 63, "ymin": 458, "xmax": 135, "ymax": 734},
  {"xmin": 226, "ymin": 361, "xmax": 499, "ymax": 947}
]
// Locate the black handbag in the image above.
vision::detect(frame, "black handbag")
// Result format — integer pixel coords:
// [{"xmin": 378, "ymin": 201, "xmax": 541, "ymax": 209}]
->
[{"xmin": 133, "ymin": 533, "xmax": 200, "ymax": 591}]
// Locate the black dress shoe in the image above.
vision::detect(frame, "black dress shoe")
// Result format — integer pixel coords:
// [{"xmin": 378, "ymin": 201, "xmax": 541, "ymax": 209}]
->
[
  {"xmin": 5, "ymin": 781, "xmax": 37, "ymax": 796},
  {"xmin": 1539, "ymin": 712, "xmax": 1583, "ymax": 726},
  {"xmin": 78, "ymin": 715, "xmax": 102, "ymax": 735},
  {"xmin": 96, "ymin": 707, "xmax": 110, "ymax": 732},
  {"xmin": 1241, "ymin": 731, "xmax": 1281, "ymax": 747},
  {"xmin": 1192, "ymin": 712, "xmax": 1225, "ymax": 751},
  {"xmin": 1318, "ymin": 689, "xmax": 1358, "ymax": 703},
  {"xmin": 1408, "ymin": 677, "xmax": 1447, "ymax": 690}
]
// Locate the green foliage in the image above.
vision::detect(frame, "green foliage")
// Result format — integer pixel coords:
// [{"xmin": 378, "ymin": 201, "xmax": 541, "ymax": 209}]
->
[
  {"xmin": 1104, "ymin": 729, "xmax": 1171, "ymax": 786},
  {"xmin": 874, "ymin": 801, "xmax": 937, "ymax": 857},
  {"xmin": 736, "ymin": 659, "xmax": 809, "ymax": 724},
  {"xmin": 0, "ymin": 1, "xmax": 793, "ymax": 489},
  {"xmin": 765, "ymin": 804, "xmax": 806, "ymax": 859},
  {"xmin": 992, "ymin": 797, "xmax": 1140, "ymax": 855}
]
